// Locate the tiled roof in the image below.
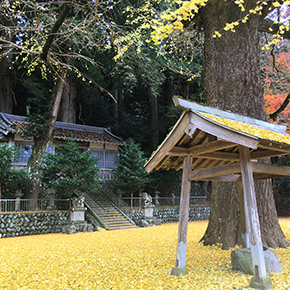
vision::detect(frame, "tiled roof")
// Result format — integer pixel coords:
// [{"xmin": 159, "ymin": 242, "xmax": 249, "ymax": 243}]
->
[{"xmin": 0, "ymin": 113, "xmax": 123, "ymax": 145}]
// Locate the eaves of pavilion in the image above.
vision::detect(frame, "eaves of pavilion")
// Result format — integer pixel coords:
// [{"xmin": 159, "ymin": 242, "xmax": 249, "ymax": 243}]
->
[{"xmin": 145, "ymin": 96, "xmax": 290, "ymax": 289}]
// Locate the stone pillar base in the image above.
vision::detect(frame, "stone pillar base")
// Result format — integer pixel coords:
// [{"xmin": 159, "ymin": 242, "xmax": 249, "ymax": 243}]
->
[
  {"xmin": 62, "ymin": 221, "xmax": 94, "ymax": 235},
  {"xmin": 47, "ymin": 205, "xmax": 57, "ymax": 210},
  {"xmin": 250, "ymin": 276, "xmax": 273, "ymax": 290},
  {"xmin": 138, "ymin": 217, "xmax": 161, "ymax": 227},
  {"xmin": 171, "ymin": 266, "xmax": 188, "ymax": 276},
  {"xmin": 143, "ymin": 207, "xmax": 154, "ymax": 218},
  {"xmin": 70, "ymin": 208, "xmax": 86, "ymax": 222}
]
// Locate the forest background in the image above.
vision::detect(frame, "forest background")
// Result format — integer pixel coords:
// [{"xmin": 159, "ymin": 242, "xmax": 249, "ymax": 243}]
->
[
  {"xmin": 2, "ymin": 0, "xmax": 290, "ymax": 249},
  {"xmin": 1, "ymin": 1, "xmax": 290, "ymax": 196}
]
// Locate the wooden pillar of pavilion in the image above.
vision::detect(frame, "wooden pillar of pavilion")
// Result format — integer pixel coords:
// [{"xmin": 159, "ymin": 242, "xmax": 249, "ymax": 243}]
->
[
  {"xmin": 238, "ymin": 180, "xmax": 249, "ymax": 248},
  {"xmin": 171, "ymin": 156, "xmax": 192, "ymax": 276},
  {"xmin": 239, "ymin": 146, "xmax": 273, "ymax": 289}
]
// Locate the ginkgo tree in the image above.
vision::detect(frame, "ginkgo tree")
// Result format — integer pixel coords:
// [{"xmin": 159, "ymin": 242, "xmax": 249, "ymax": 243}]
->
[{"xmin": 117, "ymin": 0, "xmax": 290, "ymax": 249}]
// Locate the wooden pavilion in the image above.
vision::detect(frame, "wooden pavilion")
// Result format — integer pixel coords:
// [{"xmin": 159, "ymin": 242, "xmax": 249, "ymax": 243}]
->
[{"xmin": 145, "ymin": 96, "xmax": 290, "ymax": 289}]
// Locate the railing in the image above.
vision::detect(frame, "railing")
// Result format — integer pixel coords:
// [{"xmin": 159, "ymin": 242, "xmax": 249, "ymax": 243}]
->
[
  {"xmin": 84, "ymin": 193, "xmax": 107, "ymax": 215},
  {"xmin": 119, "ymin": 196, "xmax": 208, "ymax": 208},
  {"xmin": 100, "ymin": 190, "xmax": 130, "ymax": 208},
  {"xmin": 11, "ymin": 164, "xmax": 115, "ymax": 180},
  {"xmin": 99, "ymin": 169, "xmax": 115, "ymax": 180},
  {"xmin": 0, "ymin": 199, "xmax": 70, "ymax": 212}
]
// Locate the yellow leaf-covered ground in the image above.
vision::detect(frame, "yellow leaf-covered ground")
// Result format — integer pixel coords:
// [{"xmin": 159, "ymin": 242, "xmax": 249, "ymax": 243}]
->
[{"xmin": 1, "ymin": 219, "xmax": 290, "ymax": 289}]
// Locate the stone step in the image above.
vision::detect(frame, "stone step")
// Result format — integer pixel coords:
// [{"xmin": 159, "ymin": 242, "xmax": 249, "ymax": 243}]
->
[
  {"xmin": 101, "ymin": 219, "xmax": 128, "ymax": 224},
  {"xmin": 98, "ymin": 211, "xmax": 124, "ymax": 216},
  {"xmin": 107, "ymin": 226, "xmax": 138, "ymax": 231},
  {"xmin": 106, "ymin": 223, "xmax": 138, "ymax": 228},
  {"xmin": 105, "ymin": 222, "xmax": 134, "ymax": 227},
  {"xmin": 101, "ymin": 216, "xmax": 130, "ymax": 222},
  {"xmin": 84, "ymin": 192, "xmax": 137, "ymax": 230},
  {"xmin": 103, "ymin": 219, "xmax": 131, "ymax": 224}
]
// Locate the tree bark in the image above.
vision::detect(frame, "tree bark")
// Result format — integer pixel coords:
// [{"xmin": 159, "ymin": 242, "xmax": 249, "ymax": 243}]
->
[
  {"xmin": 164, "ymin": 77, "xmax": 175, "ymax": 107},
  {"xmin": 27, "ymin": 71, "xmax": 65, "ymax": 209},
  {"xmin": 149, "ymin": 91, "xmax": 159, "ymax": 152},
  {"xmin": 58, "ymin": 77, "xmax": 76, "ymax": 123},
  {"xmin": 0, "ymin": 30, "xmax": 13, "ymax": 113},
  {"xmin": 199, "ymin": 3, "xmax": 289, "ymax": 249}
]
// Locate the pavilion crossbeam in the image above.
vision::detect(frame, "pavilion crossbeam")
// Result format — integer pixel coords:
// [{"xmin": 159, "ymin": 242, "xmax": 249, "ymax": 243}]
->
[
  {"xmin": 194, "ymin": 151, "xmax": 239, "ymax": 161},
  {"xmin": 198, "ymin": 174, "xmax": 241, "ymax": 182},
  {"xmin": 259, "ymin": 140, "xmax": 290, "ymax": 152},
  {"xmin": 250, "ymin": 149, "xmax": 290, "ymax": 160},
  {"xmin": 168, "ymin": 140, "xmax": 237, "ymax": 156},
  {"xmin": 188, "ymin": 162, "xmax": 241, "ymax": 181},
  {"xmin": 188, "ymin": 162, "xmax": 290, "ymax": 181},
  {"xmin": 251, "ymin": 162, "xmax": 290, "ymax": 177}
]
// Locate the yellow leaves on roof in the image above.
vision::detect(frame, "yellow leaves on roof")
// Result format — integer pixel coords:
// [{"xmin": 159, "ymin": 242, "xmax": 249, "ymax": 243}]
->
[
  {"xmin": 201, "ymin": 113, "xmax": 290, "ymax": 145},
  {"xmin": 1, "ymin": 220, "xmax": 290, "ymax": 289}
]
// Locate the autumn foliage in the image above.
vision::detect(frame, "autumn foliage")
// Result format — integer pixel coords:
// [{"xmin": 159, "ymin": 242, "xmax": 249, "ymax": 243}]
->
[
  {"xmin": 263, "ymin": 48, "xmax": 290, "ymax": 129},
  {"xmin": 1, "ymin": 220, "xmax": 290, "ymax": 289}
]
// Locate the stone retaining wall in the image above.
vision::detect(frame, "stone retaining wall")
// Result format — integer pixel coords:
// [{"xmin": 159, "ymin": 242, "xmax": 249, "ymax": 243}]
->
[
  {"xmin": 123, "ymin": 205, "xmax": 210, "ymax": 224},
  {"xmin": 0, "ymin": 206, "xmax": 210, "ymax": 238},
  {"xmin": 0, "ymin": 211, "xmax": 69, "ymax": 238}
]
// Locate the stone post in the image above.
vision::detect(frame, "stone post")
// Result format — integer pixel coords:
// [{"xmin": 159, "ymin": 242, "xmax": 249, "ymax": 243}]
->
[
  {"xmin": 118, "ymin": 191, "xmax": 122, "ymax": 208},
  {"xmin": 15, "ymin": 190, "xmax": 23, "ymax": 211},
  {"xmin": 139, "ymin": 192, "xmax": 143, "ymax": 208},
  {"xmin": 155, "ymin": 191, "xmax": 160, "ymax": 206},
  {"xmin": 171, "ymin": 193, "xmax": 176, "ymax": 206},
  {"xmin": 47, "ymin": 189, "xmax": 57, "ymax": 210}
]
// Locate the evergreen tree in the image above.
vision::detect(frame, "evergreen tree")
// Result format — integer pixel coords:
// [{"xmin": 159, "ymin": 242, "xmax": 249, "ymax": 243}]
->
[
  {"xmin": 40, "ymin": 141, "xmax": 100, "ymax": 198},
  {"xmin": 0, "ymin": 144, "xmax": 29, "ymax": 198},
  {"xmin": 114, "ymin": 138, "xmax": 149, "ymax": 198}
]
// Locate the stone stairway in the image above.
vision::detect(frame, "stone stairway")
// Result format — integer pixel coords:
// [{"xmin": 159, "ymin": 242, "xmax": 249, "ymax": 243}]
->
[{"xmin": 84, "ymin": 192, "xmax": 138, "ymax": 230}]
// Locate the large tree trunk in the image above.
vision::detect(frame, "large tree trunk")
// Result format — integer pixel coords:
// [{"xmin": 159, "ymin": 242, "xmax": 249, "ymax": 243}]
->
[
  {"xmin": 149, "ymin": 91, "xmax": 159, "ymax": 152},
  {"xmin": 0, "ymin": 30, "xmax": 12, "ymax": 113},
  {"xmin": 199, "ymin": 3, "xmax": 289, "ymax": 249},
  {"xmin": 27, "ymin": 72, "xmax": 65, "ymax": 209},
  {"xmin": 58, "ymin": 77, "xmax": 76, "ymax": 123},
  {"xmin": 164, "ymin": 77, "xmax": 175, "ymax": 107}
]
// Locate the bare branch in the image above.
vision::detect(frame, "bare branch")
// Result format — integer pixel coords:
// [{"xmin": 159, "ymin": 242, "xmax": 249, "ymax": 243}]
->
[
  {"xmin": 0, "ymin": 37, "xmax": 41, "ymax": 55},
  {"xmin": 259, "ymin": 18, "xmax": 290, "ymax": 40},
  {"xmin": 40, "ymin": 3, "xmax": 71, "ymax": 61},
  {"xmin": 269, "ymin": 92, "xmax": 290, "ymax": 121}
]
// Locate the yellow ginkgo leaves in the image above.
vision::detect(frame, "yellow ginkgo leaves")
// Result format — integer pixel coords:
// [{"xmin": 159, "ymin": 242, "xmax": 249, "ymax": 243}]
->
[
  {"xmin": 201, "ymin": 112, "xmax": 290, "ymax": 145},
  {"xmin": 1, "ymin": 220, "xmax": 290, "ymax": 289},
  {"xmin": 151, "ymin": 0, "xmax": 208, "ymax": 44}
]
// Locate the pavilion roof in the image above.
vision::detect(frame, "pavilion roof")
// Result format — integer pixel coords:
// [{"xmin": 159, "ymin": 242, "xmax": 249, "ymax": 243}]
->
[{"xmin": 145, "ymin": 97, "xmax": 290, "ymax": 181}]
